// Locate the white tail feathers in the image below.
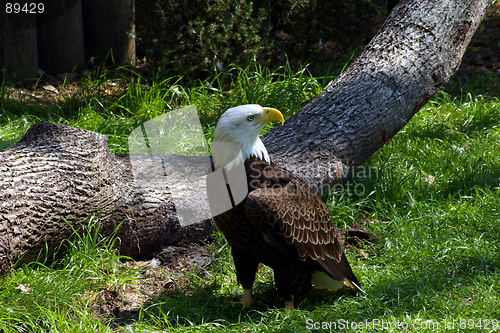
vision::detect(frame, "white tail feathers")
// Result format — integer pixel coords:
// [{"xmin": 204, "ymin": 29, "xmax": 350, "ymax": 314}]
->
[
  {"xmin": 344, "ymin": 279, "xmax": 365, "ymax": 293},
  {"xmin": 312, "ymin": 271, "xmax": 365, "ymax": 293},
  {"xmin": 311, "ymin": 271, "xmax": 344, "ymax": 290}
]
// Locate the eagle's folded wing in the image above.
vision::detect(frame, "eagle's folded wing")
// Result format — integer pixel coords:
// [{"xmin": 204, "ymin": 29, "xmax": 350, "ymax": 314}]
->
[{"xmin": 244, "ymin": 177, "xmax": 359, "ymax": 284}]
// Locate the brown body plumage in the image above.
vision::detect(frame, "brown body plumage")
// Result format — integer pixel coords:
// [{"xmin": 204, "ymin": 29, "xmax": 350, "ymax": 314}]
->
[{"xmin": 213, "ymin": 157, "xmax": 361, "ymax": 308}]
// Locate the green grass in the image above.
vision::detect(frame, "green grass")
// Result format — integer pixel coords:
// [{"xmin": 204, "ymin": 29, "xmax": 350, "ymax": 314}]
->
[
  {"xmin": 1, "ymin": 65, "xmax": 499, "ymax": 332},
  {"xmin": 0, "ymin": 62, "xmax": 323, "ymax": 153},
  {"xmin": 0, "ymin": 215, "xmax": 139, "ymax": 332}
]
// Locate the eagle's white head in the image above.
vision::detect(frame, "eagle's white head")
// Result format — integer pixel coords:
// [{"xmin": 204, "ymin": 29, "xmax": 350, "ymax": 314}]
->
[{"xmin": 213, "ymin": 104, "xmax": 284, "ymax": 169}]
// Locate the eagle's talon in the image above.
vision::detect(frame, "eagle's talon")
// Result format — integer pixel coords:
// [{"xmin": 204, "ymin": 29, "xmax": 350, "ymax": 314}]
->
[
  {"xmin": 284, "ymin": 297, "xmax": 294, "ymax": 311},
  {"xmin": 240, "ymin": 288, "xmax": 252, "ymax": 307}
]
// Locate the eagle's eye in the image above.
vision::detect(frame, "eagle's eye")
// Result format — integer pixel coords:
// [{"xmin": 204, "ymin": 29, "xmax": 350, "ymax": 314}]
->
[{"xmin": 247, "ymin": 115, "xmax": 254, "ymax": 121}]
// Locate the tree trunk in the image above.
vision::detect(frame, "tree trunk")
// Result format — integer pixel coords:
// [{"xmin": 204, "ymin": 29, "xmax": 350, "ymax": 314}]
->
[
  {"xmin": 0, "ymin": 9, "xmax": 39, "ymax": 81},
  {"xmin": 82, "ymin": 0, "xmax": 136, "ymax": 66},
  {"xmin": 37, "ymin": 0, "xmax": 85, "ymax": 74},
  {"xmin": 263, "ymin": 0, "xmax": 491, "ymax": 196},
  {"xmin": 0, "ymin": 0, "xmax": 490, "ymax": 273}
]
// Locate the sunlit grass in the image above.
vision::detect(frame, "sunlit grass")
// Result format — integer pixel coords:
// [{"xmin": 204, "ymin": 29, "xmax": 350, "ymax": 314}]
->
[
  {"xmin": 0, "ymin": 62, "xmax": 324, "ymax": 155},
  {"xmin": 0, "ymin": 215, "xmax": 138, "ymax": 332},
  {"xmin": 0, "ymin": 66, "xmax": 499, "ymax": 332},
  {"xmin": 325, "ymin": 89, "xmax": 500, "ymax": 332}
]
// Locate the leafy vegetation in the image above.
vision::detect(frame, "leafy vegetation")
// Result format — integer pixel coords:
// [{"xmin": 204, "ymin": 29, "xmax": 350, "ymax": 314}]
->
[
  {"xmin": 135, "ymin": 0, "xmax": 383, "ymax": 76},
  {"xmin": 0, "ymin": 64, "xmax": 499, "ymax": 332},
  {"xmin": 136, "ymin": 0, "xmax": 266, "ymax": 75}
]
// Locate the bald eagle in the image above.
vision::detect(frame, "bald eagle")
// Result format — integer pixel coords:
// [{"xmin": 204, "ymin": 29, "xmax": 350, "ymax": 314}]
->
[{"xmin": 210, "ymin": 104, "xmax": 363, "ymax": 310}]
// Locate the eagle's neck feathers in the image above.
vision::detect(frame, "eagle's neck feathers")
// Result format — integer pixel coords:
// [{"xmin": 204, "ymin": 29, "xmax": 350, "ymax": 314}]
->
[
  {"xmin": 213, "ymin": 129, "xmax": 269, "ymax": 170},
  {"xmin": 245, "ymin": 136, "xmax": 270, "ymax": 163}
]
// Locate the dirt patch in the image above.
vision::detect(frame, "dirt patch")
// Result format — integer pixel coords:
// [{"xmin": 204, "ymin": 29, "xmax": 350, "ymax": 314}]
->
[{"xmin": 90, "ymin": 243, "xmax": 216, "ymax": 326}]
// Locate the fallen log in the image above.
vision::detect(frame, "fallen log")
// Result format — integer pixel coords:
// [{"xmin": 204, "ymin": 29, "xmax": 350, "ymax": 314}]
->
[{"xmin": 0, "ymin": 122, "xmax": 214, "ymax": 273}]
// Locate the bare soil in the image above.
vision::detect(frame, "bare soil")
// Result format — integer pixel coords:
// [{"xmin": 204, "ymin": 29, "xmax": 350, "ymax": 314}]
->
[
  {"xmin": 87, "ymin": 224, "xmax": 376, "ymax": 325},
  {"xmin": 92, "ymin": 243, "xmax": 216, "ymax": 326}
]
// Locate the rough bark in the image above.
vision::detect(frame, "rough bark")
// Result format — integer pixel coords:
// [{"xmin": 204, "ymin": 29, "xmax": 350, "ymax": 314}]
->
[
  {"xmin": 0, "ymin": 0, "xmax": 491, "ymax": 273},
  {"xmin": 263, "ymin": 0, "xmax": 491, "ymax": 195}
]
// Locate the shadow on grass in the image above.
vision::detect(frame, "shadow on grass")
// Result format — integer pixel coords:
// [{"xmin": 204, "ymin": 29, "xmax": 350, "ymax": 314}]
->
[
  {"xmin": 445, "ymin": 73, "xmax": 500, "ymax": 100},
  {"xmin": 441, "ymin": 169, "xmax": 500, "ymax": 197},
  {"xmin": 110, "ymin": 278, "xmax": 353, "ymax": 329},
  {"xmin": 0, "ymin": 91, "xmax": 90, "ymax": 151},
  {"xmin": 110, "ymin": 251, "xmax": 499, "ymax": 329}
]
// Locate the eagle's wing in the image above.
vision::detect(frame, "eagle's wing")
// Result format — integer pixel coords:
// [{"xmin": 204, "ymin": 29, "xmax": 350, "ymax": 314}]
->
[{"xmin": 244, "ymin": 169, "xmax": 359, "ymax": 284}]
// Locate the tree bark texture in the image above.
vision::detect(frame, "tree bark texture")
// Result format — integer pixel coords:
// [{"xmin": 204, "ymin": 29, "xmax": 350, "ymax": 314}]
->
[
  {"xmin": 263, "ymin": 0, "xmax": 491, "ymax": 195},
  {"xmin": 0, "ymin": 0, "xmax": 491, "ymax": 273}
]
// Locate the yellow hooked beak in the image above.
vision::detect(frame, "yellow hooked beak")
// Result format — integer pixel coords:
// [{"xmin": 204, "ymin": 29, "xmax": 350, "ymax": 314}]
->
[{"xmin": 261, "ymin": 107, "xmax": 284, "ymax": 126}]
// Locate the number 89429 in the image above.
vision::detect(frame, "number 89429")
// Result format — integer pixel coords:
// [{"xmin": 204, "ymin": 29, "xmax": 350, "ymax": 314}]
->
[{"xmin": 6, "ymin": 3, "xmax": 44, "ymax": 14}]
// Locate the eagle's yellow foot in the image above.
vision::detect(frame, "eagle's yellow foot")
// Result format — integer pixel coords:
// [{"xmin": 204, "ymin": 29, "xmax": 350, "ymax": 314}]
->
[
  {"xmin": 240, "ymin": 288, "xmax": 252, "ymax": 307},
  {"xmin": 284, "ymin": 297, "xmax": 294, "ymax": 311}
]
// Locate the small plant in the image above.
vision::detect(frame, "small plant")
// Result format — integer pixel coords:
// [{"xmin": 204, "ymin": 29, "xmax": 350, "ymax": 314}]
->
[{"xmin": 136, "ymin": 0, "xmax": 267, "ymax": 76}]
